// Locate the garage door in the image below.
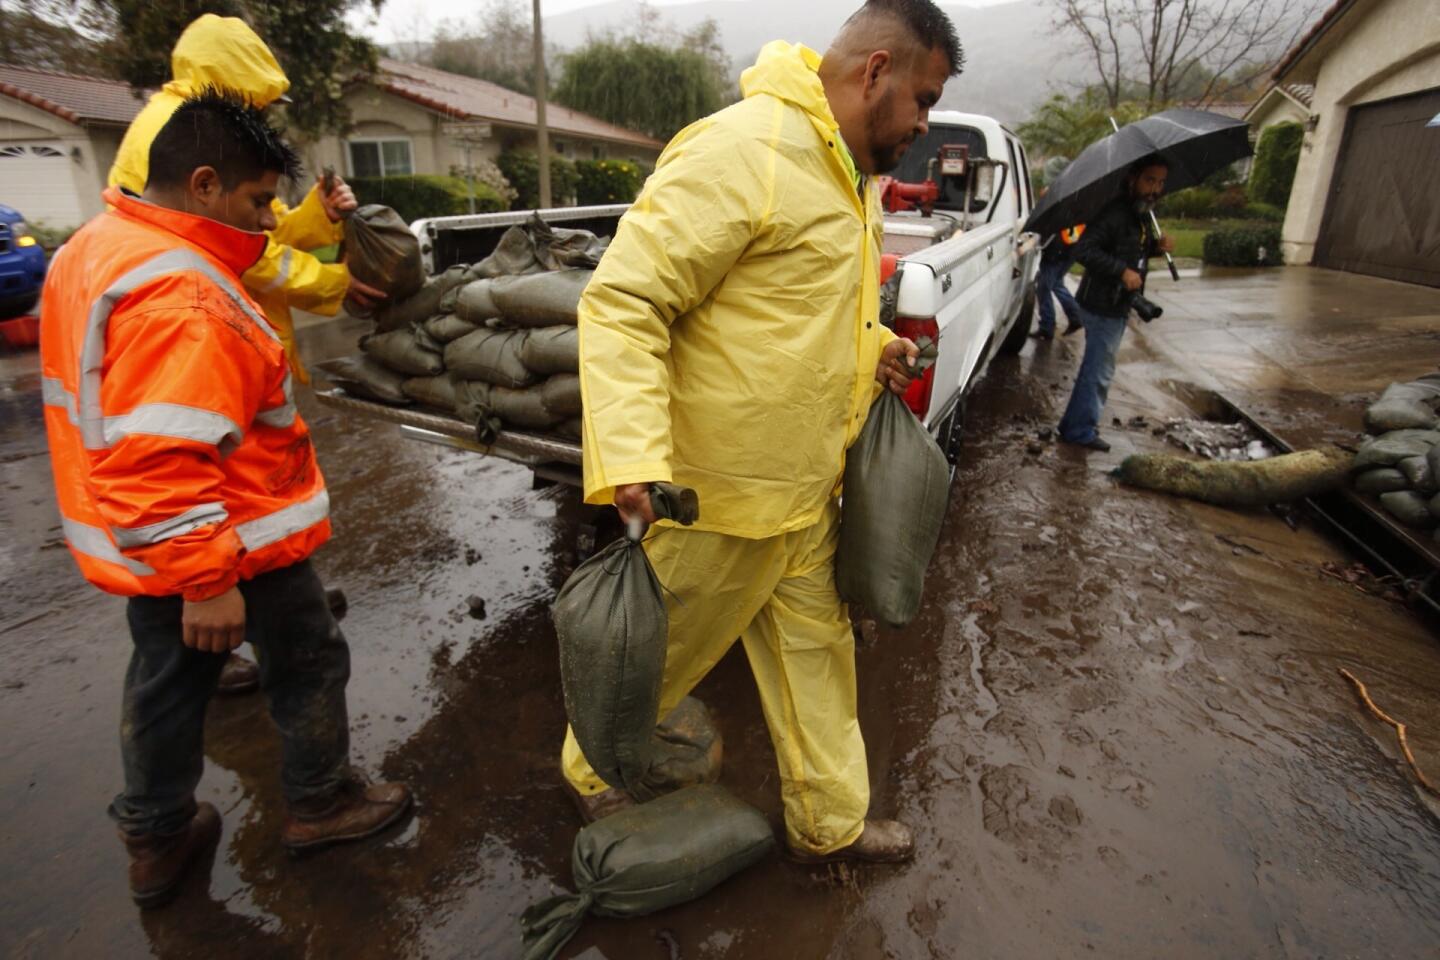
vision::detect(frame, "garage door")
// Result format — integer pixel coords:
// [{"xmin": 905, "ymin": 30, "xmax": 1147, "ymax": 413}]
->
[
  {"xmin": 0, "ymin": 143, "xmax": 85, "ymax": 230},
  {"xmin": 1315, "ymin": 88, "xmax": 1440, "ymax": 287}
]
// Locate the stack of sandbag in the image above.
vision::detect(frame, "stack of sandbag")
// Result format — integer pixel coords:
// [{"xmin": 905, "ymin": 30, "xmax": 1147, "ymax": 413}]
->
[
  {"xmin": 316, "ymin": 215, "xmax": 602, "ymax": 438},
  {"xmin": 1352, "ymin": 374, "xmax": 1440, "ymax": 538}
]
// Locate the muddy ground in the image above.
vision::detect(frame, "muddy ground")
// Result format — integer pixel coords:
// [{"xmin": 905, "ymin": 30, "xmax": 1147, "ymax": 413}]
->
[{"xmin": 2, "ymin": 266, "xmax": 1438, "ymax": 959}]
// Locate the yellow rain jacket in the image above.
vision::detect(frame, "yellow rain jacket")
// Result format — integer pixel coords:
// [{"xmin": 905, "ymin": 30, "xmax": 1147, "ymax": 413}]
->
[
  {"xmin": 577, "ymin": 41, "xmax": 894, "ymax": 540},
  {"xmin": 107, "ymin": 14, "xmax": 347, "ymax": 382}
]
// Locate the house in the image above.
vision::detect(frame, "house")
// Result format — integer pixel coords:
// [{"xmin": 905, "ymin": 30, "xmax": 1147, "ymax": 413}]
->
[
  {"xmin": 1244, "ymin": 83, "xmax": 1315, "ymax": 132},
  {"xmin": 1265, "ymin": 0, "xmax": 1439, "ymax": 286},
  {"xmin": 0, "ymin": 65, "xmax": 143, "ymax": 230},
  {"xmin": 303, "ymin": 59, "xmax": 664, "ymax": 184}
]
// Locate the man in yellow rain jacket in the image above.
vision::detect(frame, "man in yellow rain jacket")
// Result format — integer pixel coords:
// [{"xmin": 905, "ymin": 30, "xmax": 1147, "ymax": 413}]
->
[
  {"xmin": 562, "ymin": 0, "xmax": 962, "ymax": 863},
  {"xmin": 109, "ymin": 14, "xmax": 383, "ymax": 385}
]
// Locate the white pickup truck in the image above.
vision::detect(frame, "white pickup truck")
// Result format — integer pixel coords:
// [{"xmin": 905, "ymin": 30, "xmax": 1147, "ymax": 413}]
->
[{"xmin": 318, "ymin": 110, "xmax": 1039, "ymax": 486}]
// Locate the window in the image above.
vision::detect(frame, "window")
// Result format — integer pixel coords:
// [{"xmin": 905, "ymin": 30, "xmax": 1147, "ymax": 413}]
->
[
  {"xmin": 592, "ymin": 146, "xmax": 602, "ymax": 160},
  {"xmin": 347, "ymin": 138, "xmax": 413, "ymax": 178},
  {"xmin": 0, "ymin": 144, "xmax": 65, "ymax": 159}
]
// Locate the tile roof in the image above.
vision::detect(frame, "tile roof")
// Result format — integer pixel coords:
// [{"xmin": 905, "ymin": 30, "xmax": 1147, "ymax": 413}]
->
[
  {"xmin": 0, "ymin": 64, "xmax": 145, "ymax": 126},
  {"xmin": 374, "ymin": 59, "xmax": 664, "ymax": 150},
  {"xmin": 1272, "ymin": 0, "xmax": 1359, "ymax": 80},
  {"xmin": 1283, "ymin": 83, "xmax": 1315, "ymax": 108}
]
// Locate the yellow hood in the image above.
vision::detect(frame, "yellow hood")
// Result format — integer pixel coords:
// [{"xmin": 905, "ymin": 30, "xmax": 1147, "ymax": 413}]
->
[
  {"xmin": 164, "ymin": 14, "xmax": 289, "ymax": 107},
  {"xmin": 740, "ymin": 41, "xmax": 839, "ymax": 130}
]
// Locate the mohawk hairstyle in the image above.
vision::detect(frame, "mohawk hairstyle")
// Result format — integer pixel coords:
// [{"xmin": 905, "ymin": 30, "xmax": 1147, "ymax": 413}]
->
[
  {"xmin": 146, "ymin": 87, "xmax": 302, "ymax": 191},
  {"xmin": 845, "ymin": 0, "xmax": 965, "ymax": 76}
]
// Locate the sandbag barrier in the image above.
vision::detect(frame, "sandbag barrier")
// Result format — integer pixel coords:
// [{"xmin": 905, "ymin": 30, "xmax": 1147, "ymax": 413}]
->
[
  {"xmin": 316, "ymin": 216, "xmax": 601, "ymax": 437},
  {"xmin": 1354, "ymin": 372, "xmax": 1440, "ymax": 527}
]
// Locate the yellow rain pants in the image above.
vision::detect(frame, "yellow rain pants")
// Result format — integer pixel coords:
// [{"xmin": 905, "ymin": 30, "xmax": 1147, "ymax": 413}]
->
[{"xmin": 562, "ymin": 500, "xmax": 868, "ymax": 855}]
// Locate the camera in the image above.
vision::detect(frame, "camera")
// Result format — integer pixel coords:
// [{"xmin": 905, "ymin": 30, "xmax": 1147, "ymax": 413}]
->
[{"xmin": 1131, "ymin": 295, "xmax": 1164, "ymax": 323}]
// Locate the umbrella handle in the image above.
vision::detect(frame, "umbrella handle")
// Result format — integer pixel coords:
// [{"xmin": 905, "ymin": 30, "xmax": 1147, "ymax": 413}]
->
[{"xmin": 1148, "ymin": 209, "xmax": 1180, "ymax": 282}]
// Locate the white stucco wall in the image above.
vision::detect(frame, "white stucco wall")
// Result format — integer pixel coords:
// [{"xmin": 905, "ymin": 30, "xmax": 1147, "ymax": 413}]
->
[{"xmin": 1280, "ymin": 0, "xmax": 1440, "ymax": 264}]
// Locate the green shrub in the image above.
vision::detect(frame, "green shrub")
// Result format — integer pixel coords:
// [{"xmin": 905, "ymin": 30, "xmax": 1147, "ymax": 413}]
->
[
  {"xmin": 1248, "ymin": 122, "xmax": 1303, "ymax": 208},
  {"xmin": 574, "ymin": 158, "xmax": 644, "ymax": 205},
  {"xmin": 1157, "ymin": 187, "xmax": 1218, "ymax": 220},
  {"xmin": 1213, "ymin": 185, "xmax": 1248, "ymax": 216},
  {"xmin": 1241, "ymin": 202, "xmax": 1284, "ymax": 223},
  {"xmin": 348, "ymin": 175, "xmax": 506, "ymax": 223},
  {"xmin": 497, "ymin": 151, "xmax": 579, "ymax": 209},
  {"xmin": 1202, "ymin": 225, "xmax": 1283, "ymax": 267}
]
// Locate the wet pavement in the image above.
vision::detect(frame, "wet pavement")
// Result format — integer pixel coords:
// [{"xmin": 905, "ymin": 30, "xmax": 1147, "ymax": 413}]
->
[{"xmin": 3, "ymin": 265, "xmax": 1439, "ymax": 959}]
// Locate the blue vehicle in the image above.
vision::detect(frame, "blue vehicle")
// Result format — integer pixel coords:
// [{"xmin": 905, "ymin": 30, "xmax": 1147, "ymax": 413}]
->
[{"xmin": 0, "ymin": 205, "xmax": 48, "ymax": 319}]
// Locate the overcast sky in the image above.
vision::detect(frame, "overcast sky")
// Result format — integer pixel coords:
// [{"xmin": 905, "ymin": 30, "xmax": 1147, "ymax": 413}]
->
[{"xmin": 355, "ymin": 0, "xmax": 1018, "ymax": 45}]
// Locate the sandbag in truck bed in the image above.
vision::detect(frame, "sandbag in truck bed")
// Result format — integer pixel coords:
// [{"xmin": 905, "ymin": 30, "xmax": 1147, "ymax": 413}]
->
[
  {"xmin": 341, "ymin": 204, "xmax": 425, "ymax": 303},
  {"xmin": 520, "ymin": 784, "xmax": 774, "ymax": 960},
  {"xmin": 553, "ymin": 483, "xmax": 700, "ymax": 798}
]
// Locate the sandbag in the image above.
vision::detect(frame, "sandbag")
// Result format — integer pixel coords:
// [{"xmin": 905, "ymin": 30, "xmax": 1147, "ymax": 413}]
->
[
  {"xmin": 520, "ymin": 326, "xmax": 579, "ymax": 375},
  {"xmin": 489, "ymin": 270, "xmax": 593, "ymax": 328},
  {"xmin": 1399, "ymin": 455, "xmax": 1438, "ymax": 494},
  {"xmin": 342, "ymin": 204, "xmax": 424, "ymax": 302},
  {"xmin": 402, "ymin": 374, "xmax": 460, "ymax": 411},
  {"xmin": 836, "ymin": 390, "xmax": 950, "ymax": 629},
  {"xmin": 373, "ymin": 264, "xmax": 473, "ymax": 332},
  {"xmin": 557, "ymin": 418, "xmax": 583, "ymax": 441},
  {"xmin": 1354, "ymin": 468, "xmax": 1410, "ymax": 495},
  {"xmin": 527, "ymin": 212, "xmax": 609, "ymax": 270},
  {"xmin": 1353, "ymin": 430, "xmax": 1440, "ymax": 470},
  {"xmin": 1428, "ymin": 445, "xmax": 1440, "ymax": 490},
  {"xmin": 422, "ymin": 313, "xmax": 480, "ymax": 344},
  {"xmin": 472, "ymin": 224, "xmax": 547, "ymax": 279},
  {"xmin": 1380, "ymin": 490, "xmax": 1437, "ymax": 528},
  {"xmin": 1364, "ymin": 378, "xmax": 1440, "ymax": 434},
  {"xmin": 453, "ymin": 278, "xmax": 501, "ymax": 324},
  {"xmin": 314, "ymin": 355, "xmax": 410, "ymax": 405},
  {"xmin": 519, "ymin": 784, "xmax": 774, "ymax": 960},
  {"xmin": 540, "ymin": 374, "xmax": 583, "ymax": 417},
  {"xmin": 553, "ymin": 484, "xmax": 700, "ymax": 797},
  {"xmin": 444, "ymin": 328, "xmax": 535, "ymax": 388},
  {"xmin": 647, "ymin": 696, "xmax": 723, "ymax": 794},
  {"xmin": 1430, "ymin": 492, "xmax": 1440, "ymax": 521},
  {"xmin": 360, "ymin": 325, "xmax": 445, "ymax": 377},
  {"xmin": 488, "ymin": 384, "xmax": 566, "ymax": 430},
  {"xmin": 1117, "ymin": 447, "xmax": 1352, "ymax": 507}
]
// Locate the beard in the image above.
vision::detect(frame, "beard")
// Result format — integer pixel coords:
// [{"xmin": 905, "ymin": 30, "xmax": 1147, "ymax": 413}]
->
[
  {"xmin": 1133, "ymin": 194, "xmax": 1161, "ymax": 215},
  {"xmin": 865, "ymin": 88, "xmax": 915, "ymax": 175}
]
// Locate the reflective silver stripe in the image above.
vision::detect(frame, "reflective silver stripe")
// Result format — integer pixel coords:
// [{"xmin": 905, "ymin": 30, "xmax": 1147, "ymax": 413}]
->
[
  {"xmin": 41, "ymin": 376, "xmax": 77, "ymax": 421},
  {"xmin": 78, "ymin": 249, "xmax": 278, "ymax": 451},
  {"xmin": 62, "ymin": 517, "xmax": 156, "ymax": 576},
  {"xmin": 234, "ymin": 489, "xmax": 329, "ymax": 552},
  {"xmin": 261, "ymin": 247, "xmax": 293, "ymax": 293},
  {"xmin": 104, "ymin": 403, "xmax": 243, "ymax": 448},
  {"xmin": 255, "ymin": 370, "xmax": 297, "ymax": 428},
  {"xmin": 110, "ymin": 501, "xmax": 229, "ymax": 549}
]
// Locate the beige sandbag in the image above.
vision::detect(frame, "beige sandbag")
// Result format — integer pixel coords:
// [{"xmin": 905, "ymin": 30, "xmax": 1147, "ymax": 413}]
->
[
  {"xmin": 402, "ymin": 374, "xmax": 460, "ymax": 411},
  {"xmin": 360, "ymin": 325, "xmax": 445, "ymax": 377},
  {"xmin": 453, "ymin": 279, "xmax": 501, "ymax": 324},
  {"xmin": 423, "ymin": 313, "xmax": 481, "ymax": 344},
  {"xmin": 520, "ymin": 326, "xmax": 580, "ymax": 375},
  {"xmin": 541, "ymin": 374, "xmax": 583, "ymax": 417},
  {"xmin": 1116, "ymin": 447, "xmax": 1353, "ymax": 507},
  {"xmin": 444, "ymin": 328, "xmax": 536, "ymax": 388},
  {"xmin": 489, "ymin": 270, "xmax": 593, "ymax": 328}
]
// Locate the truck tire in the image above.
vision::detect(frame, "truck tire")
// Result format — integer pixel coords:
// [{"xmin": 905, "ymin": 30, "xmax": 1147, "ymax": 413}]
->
[
  {"xmin": 997, "ymin": 284, "xmax": 1035, "ymax": 356},
  {"xmin": 0, "ymin": 293, "xmax": 38, "ymax": 320}
]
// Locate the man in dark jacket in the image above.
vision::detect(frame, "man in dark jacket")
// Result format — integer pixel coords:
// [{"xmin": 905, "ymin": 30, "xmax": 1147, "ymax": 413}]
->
[
  {"xmin": 1057, "ymin": 155, "xmax": 1175, "ymax": 451},
  {"xmin": 1031, "ymin": 224, "xmax": 1085, "ymax": 340}
]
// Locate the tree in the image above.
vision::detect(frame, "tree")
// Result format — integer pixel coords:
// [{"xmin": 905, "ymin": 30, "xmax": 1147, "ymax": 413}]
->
[
  {"xmin": 1248, "ymin": 121, "xmax": 1303, "ymax": 207},
  {"xmin": 424, "ymin": 0, "xmax": 550, "ymax": 95},
  {"xmin": 1017, "ymin": 87, "xmax": 1148, "ymax": 159},
  {"xmin": 0, "ymin": 0, "xmax": 115, "ymax": 75},
  {"xmin": 68, "ymin": 0, "xmax": 382, "ymax": 137},
  {"xmin": 551, "ymin": 13, "xmax": 731, "ymax": 142},
  {"xmin": 1052, "ymin": 0, "xmax": 1322, "ymax": 111}
]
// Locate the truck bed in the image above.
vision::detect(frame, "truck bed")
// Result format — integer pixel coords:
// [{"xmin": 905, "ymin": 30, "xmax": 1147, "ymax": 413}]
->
[{"xmin": 314, "ymin": 389, "xmax": 583, "ymax": 487}]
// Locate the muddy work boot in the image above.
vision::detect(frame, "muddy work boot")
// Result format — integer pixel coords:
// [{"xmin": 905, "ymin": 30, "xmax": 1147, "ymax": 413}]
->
[
  {"xmin": 787, "ymin": 819, "xmax": 915, "ymax": 865},
  {"xmin": 281, "ymin": 779, "xmax": 412, "ymax": 854},
  {"xmin": 562, "ymin": 778, "xmax": 636, "ymax": 825},
  {"xmin": 215, "ymin": 653, "xmax": 260, "ymax": 695},
  {"xmin": 122, "ymin": 802, "xmax": 222, "ymax": 909}
]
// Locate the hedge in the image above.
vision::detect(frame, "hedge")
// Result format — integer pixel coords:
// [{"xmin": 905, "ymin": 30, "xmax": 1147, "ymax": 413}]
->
[
  {"xmin": 575, "ymin": 158, "xmax": 645, "ymax": 205},
  {"xmin": 497, "ymin": 151, "xmax": 579, "ymax": 209},
  {"xmin": 348, "ymin": 175, "xmax": 506, "ymax": 223},
  {"xmin": 1157, "ymin": 187, "xmax": 1217, "ymax": 220},
  {"xmin": 1248, "ymin": 122, "xmax": 1304, "ymax": 208},
  {"xmin": 1242, "ymin": 202, "xmax": 1285, "ymax": 223},
  {"xmin": 1202, "ymin": 225, "xmax": 1283, "ymax": 267}
]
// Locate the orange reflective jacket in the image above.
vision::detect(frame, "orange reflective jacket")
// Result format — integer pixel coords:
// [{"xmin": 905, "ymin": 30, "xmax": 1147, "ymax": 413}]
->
[{"xmin": 41, "ymin": 187, "xmax": 331, "ymax": 602}]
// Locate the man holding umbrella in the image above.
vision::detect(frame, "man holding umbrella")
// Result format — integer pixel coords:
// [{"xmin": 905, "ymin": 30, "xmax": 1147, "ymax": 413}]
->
[{"xmin": 1057, "ymin": 156, "xmax": 1174, "ymax": 451}]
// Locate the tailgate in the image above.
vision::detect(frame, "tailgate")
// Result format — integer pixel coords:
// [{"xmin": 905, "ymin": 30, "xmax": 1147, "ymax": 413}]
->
[{"xmin": 315, "ymin": 390, "xmax": 583, "ymax": 487}]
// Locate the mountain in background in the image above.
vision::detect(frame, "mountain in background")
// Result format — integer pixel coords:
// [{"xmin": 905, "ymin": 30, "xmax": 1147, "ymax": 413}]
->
[{"xmin": 539, "ymin": 0, "xmax": 1086, "ymax": 126}]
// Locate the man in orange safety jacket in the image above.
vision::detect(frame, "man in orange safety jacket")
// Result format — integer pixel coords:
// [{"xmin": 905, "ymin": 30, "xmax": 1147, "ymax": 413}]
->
[{"xmin": 41, "ymin": 90, "xmax": 410, "ymax": 909}]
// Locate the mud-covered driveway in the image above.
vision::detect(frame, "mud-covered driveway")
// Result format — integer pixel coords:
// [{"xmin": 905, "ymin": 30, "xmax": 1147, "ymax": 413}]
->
[{"xmin": 2, "ymin": 266, "xmax": 1438, "ymax": 959}]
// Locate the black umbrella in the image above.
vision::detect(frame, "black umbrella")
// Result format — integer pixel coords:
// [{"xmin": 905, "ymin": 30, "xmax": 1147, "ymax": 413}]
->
[{"xmin": 1024, "ymin": 108, "xmax": 1254, "ymax": 279}]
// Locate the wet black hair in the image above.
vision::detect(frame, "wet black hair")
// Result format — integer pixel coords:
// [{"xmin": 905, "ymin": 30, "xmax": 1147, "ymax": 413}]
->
[
  {"xmin": 146, "ymin": 87, "xmax": 301, "ymax": 191},
  {"xmin": 1128, "ymin": 154, "xmax": 1170, "ymax": 177},
  {"xmin": 846, "ymin": 0, "xmax": 965, "ymax": 76}
]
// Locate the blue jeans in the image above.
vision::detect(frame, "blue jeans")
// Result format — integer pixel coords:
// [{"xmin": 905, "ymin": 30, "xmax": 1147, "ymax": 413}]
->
[
  {"xmin": 1036, "ymin": 258, "xmax": 1080, "ymax": 335},
  {"xmin": 1058, "ymin": 306, "xmax": 1128, "ymax": 444},
  {"xmin": 109, "ymin": 560, "xmax": 352, "ymax": 836}
]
